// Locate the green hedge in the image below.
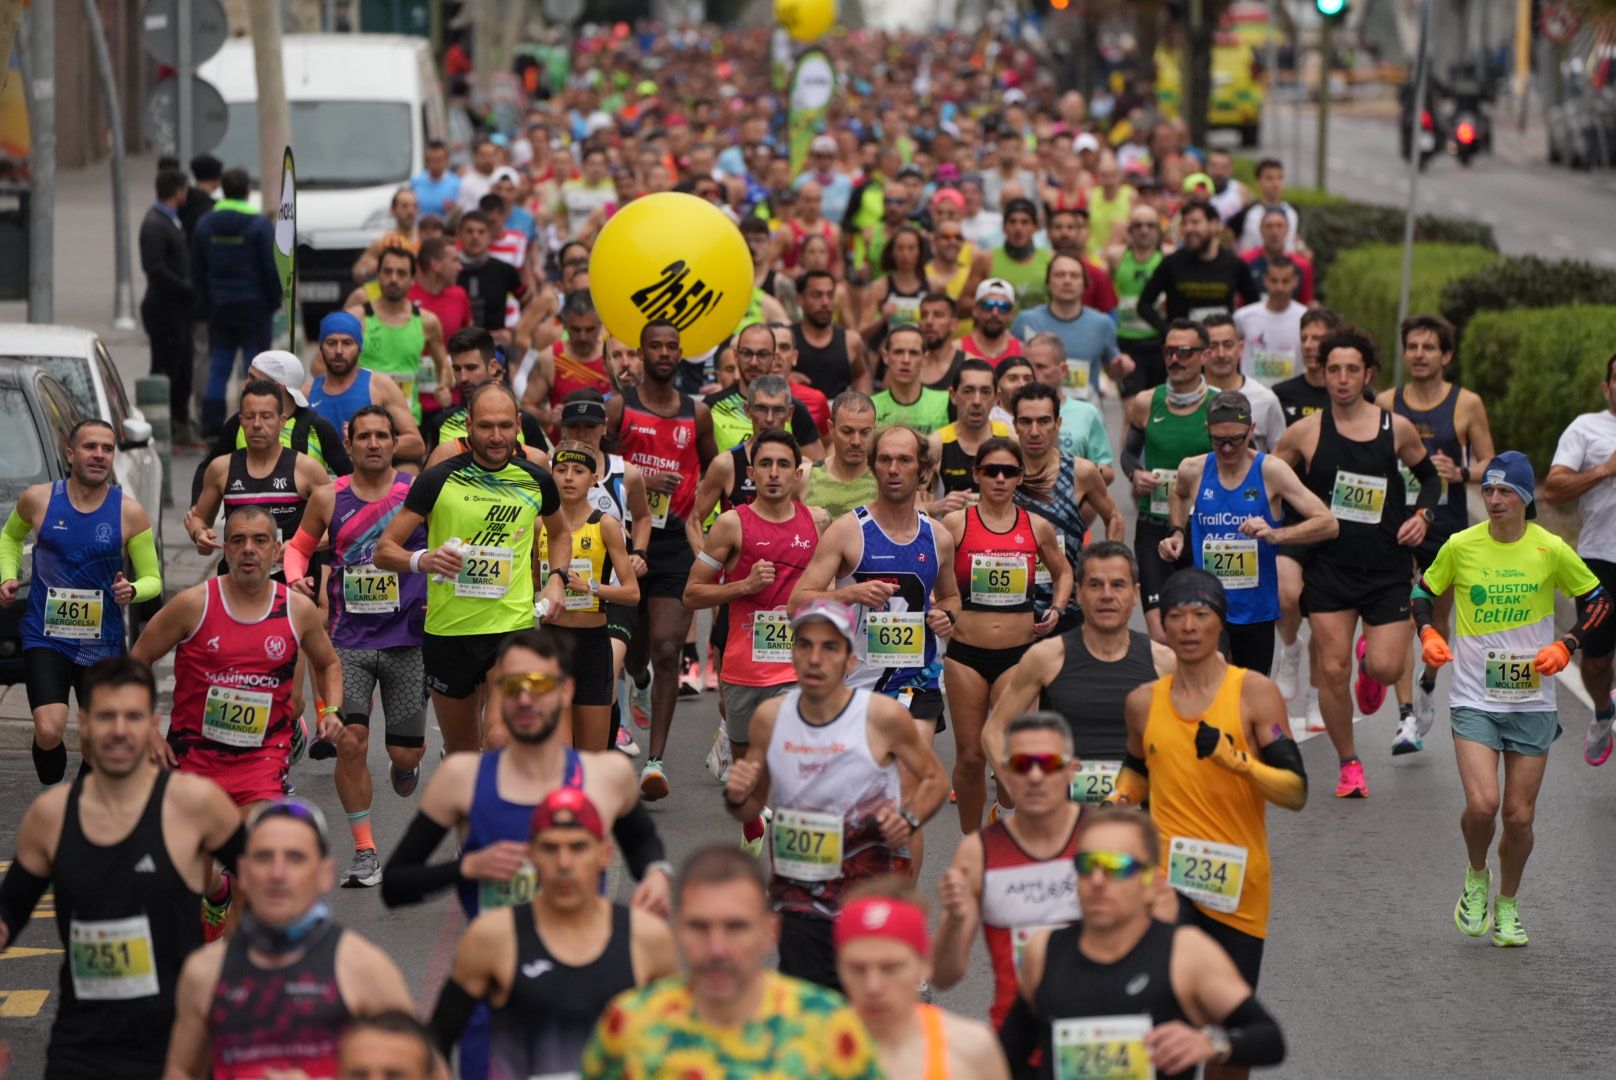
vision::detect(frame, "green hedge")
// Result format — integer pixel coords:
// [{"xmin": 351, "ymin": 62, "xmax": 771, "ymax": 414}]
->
[
  {"xmin": 1322, "ymin": 243, "xmax": 1502, "ymax": 363},
  {"xmin": 1461, "ymin": 305, "xmax": 1616, "ymax": 471},
  {"xmin": 1303, "ymin": 203, "xmax": 1498, "ymax": 290},
  {"xmin": 1439, "ymin": 255, "xmax": 1616, "ymax": 345}
]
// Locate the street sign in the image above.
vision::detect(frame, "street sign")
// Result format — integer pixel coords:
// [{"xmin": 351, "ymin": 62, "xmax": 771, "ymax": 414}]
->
[
  {"xmin": 1540, "ymin": 1, "xmax": 1580, "ymax": 46},
  {"xmin": 139, "ymin": 0, "xmax": 229, "ymax": 68},
  {"xmin": 141, "ymin": 75, "xmax": 229, "ymax": 156}
]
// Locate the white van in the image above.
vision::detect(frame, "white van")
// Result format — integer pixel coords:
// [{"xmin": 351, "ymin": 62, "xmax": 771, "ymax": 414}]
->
[{"xmin": 199, "ymin": 34, "xmax": 447, "ymax": 340}]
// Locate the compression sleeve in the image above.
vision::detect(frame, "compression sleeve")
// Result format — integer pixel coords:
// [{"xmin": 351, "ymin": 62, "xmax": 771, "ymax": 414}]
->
[
  {"xmin": 380, "ymin": 813, "xmax": 463, "ymax": 908},
  {"xmin": 1410, "ymin": 455, "xmax": 1444, "ymax": 512},
  {"xmin": 126, "ymin": 528, "xmax": 163, "ymax": 603},
  {"xmin": 283, "ymin": 526, "xmax": 319, "ymax": 585},
  {"xmin": 1221, "ymin": 993, "xmax": 1287, "ymax": 1067},
  {"xmin": 209, "ymin": 823, "xmax": 248, "ymax": 877},
  {"xmin": 1411, "ymin": 575, "xmax": 1437, "ymax": 632},
  {"xmin": 0, "ymin": 858, "xmax": 50, "ymax": 947},
  {"xmin": 612, "ymin": 802, "xmax": 666, "ymax": 880},
  {"xmin": 0, "ymin": 509, "xmax": 30, "ymax": 582},
  {"xmin": 1571, "ymin": 586, "xmax": 1612, "ymax": 650},
  {"xmin": 428, "ymin": 978, "xmax": 479, "ymax": 1056},
  {"xmin": 1120, "ymin": 425, "xmax": 1146, "ymax": 478},
  {"xmin": 1199, "ymin": 725, "xmax": 1307, "ymax": 810}
]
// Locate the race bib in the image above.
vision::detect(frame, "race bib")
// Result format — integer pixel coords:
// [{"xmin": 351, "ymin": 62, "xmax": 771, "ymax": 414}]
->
[
  {"xmin": 1330, "ymin": 470, "xmax": 1387, "ymax": 525},
  {"xmin": 417, "ymin": 353, "xmax": 438, "ymax": 394},
  {"xmin": 455, "ymin": 545, "xmax": 514, "ymax": 598},
  {"xmin": 1070, "ymin": 759, "xmax": 1121, "ymax": 805},
  {"xmin": 1147, "ymin": 469, "xmax": 1177, "ymax": 518},
  {"xmin": 1252, "ymin": 349, "xmax": 1295, "ymax": 383},
  {"xmin": 343, "ymin": 564, "xmax": 400, "ymax": 614},
  {"xmin": 1168, "ymin": 837, "xmax": 1248, "ymax": 914},
  {"xmin": 865, "ymin": 611, "xmax": 925, "ymax": 667},
  {"xmin": 1484, "ymin": 649, "xmax": 1543, "ymax": 703},
  {"xmin": 1400, "ymin": 464, "xmax": 1449, "ymax": 506},
  {"xmin": 1035, "ymin": 562, "xmax": 1053, "ymax": 588},
  {"xmin": 971, "ymin": 555, "xmax": 1029, "ymax": 607},
  {"xmin": 69, "ymin": 915, "xmax": 159, "ymax": 1001},
  {"xmin": 646, "ymin": 488, "xmax": 671, "ymax": 529},
  {"xmin": 1011, "ymin": 923, "xmax": 1067, "ymax": 975},
  {"xmin": 44, "ymin": 587, "xmax": 103, "ymax": 640},
  {"xmin": 751, "ymin": 609, "xmax": 794, "ymax": 663},
  {"xmin": 564, "ymin": 557, "xmax": 597, "ymax": 611},
  {"xmin": 1051, "ymin": 1014, "xmax": 1154, "ymax": 1080},
  {"xmin": 1064, "ymin": 358, "xmax": 1092, "ymax": 399},
  {"xmin": 202, "ymin": 686, "xmax": 273, "ymax": 748},
  {"xmin": 1201, "ymin": 537, "xmax": 1259, "ymax": 589},
  {"xmin": 771, "ymin": 807, "xmax": 844, "ymax": 882},
  {"xmin": 478, "ymin": 860, "xmax": 538, "ymax": 910}
]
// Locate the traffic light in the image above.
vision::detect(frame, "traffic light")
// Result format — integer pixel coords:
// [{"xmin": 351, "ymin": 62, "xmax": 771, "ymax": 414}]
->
[{"xmin": 1315, "ymin": 0, "xmax": 1348, "ymax": 19}]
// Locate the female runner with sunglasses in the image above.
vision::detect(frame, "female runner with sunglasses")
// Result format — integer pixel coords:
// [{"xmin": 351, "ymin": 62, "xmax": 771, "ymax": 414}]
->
[{"xmin": 941, "ymin": 437, "xmax": 1073, "ymax": 833}]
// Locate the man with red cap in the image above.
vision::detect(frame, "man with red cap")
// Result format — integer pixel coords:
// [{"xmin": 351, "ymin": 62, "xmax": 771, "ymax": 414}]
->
[
  {"xmin": 428, "ymin": 787, "xmax": 678, "ymax": 1080},
  {"xmin": 835, "ymin": 878, "xmax": 1010, "ymax": 1079}
]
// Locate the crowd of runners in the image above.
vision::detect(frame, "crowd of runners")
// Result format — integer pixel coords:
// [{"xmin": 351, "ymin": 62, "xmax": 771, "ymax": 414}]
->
[{"xmin": 1, "ymin": 18, "xmax": 1612, "ymax": 1080}]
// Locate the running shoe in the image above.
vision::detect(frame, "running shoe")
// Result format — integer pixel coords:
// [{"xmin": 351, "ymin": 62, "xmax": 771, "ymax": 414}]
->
[
  {"xmin": 1491, "ymin": 896, "xmax": 1528, "ymax": 947},
  {"xmin": 615, "ymin": 726, "xmax": 641, "ymax": 756},
  {"xmin": 640, "ymin": 758, "xmax": 670, "ymax": 801},
  {"xmin": 1353, "ymin": 635, "xmax": 1386, "ymax": 715},
  {"xmin": 289, "ymin": 713, "xmax": 310, "ymax": 765},
  {"xmin": 1273, "ymin": 637, "xmax": 1303, "ymax": 701},
  {"xmin": 389, "ymin": 764, "xmax": 420, "ymax": 797},
  {"xmin": 308, "ymin": 737, "xmax": 337, "ymax": 761},
  {"xmin": 740, "ymin": 814, "xmax": 766, "ymax": 859},
  {"xmin": 1455, "ymin": 866, "xmax": 1491, "ymax": 937},
  {"xmin": 1392, "ymin": 711, "xmax": 1423, "ymax": 755},
  {"xmin": 343, "ymin": 848, "xmax": 381, "ymax": 889},
  {"xmin": 1584, "ymin": 708, "xmax": 1615, "ymax": 767},
  {"xmin": 1304, "ymin": 687, "xmax": 1325, "ymax": 733},
  {"xmin": 679, "ymin": 656, "xmax": 702, "ymax": 696},
  {"xmin": 201, "ymin": 887, "xmax": 231, "ymax": 943},
  {"xmin": 631, "ymin": 681, "xmax": 652, "ymax": 729},
  {"xmin": 1413, "ymin": 676, "xmax": 1439, "ymax": 739},
  {"xmin": 1333, "ymin": 758, "xmax": 1369, "ymax": 798}
]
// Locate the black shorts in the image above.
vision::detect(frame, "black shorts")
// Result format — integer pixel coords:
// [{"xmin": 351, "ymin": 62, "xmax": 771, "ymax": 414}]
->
[
  {"xmin": 1582, "ymin": 558, "xmax": 1616, "ymax": 660},
  {"xmin": 423, "ymin": 631, "xmax": 506, "ymax": 700},
  {"xmin": 605, "ymin": 601, "xmax": 637, "ymax": 646},
  {"xmin": 945, "ymin": 638, "xmax": 1030, "ymax": 686},
  {"xmin": 777, "ymin": 911, "xmax": 841, "ymax": 993},
  {"xmin": 641, "ymin": 532, "xmax": 695, "ymax": 600},
  {"xmin": 1177, "ymin": 894, "xmax": 1266, "ymax": 990},
  {"xmin": 709, "ymin": 605, "xmax": 730, "ymax": 653},
  {"xmin": 553, "ymin": 624, "xmax": 613, "ymax": 706},
  {"xmin": 1120, "ymin": 337, "xmax": 1164, "ymax": 398},
  {"xmin": 1222, "ymin": 620, "xmax": 1276, "ymax": 676},
  {"xmin": 1302, "ymin": 554, "xmax": 1414, "ymax": 627},
  {"xmin": 888, "ymin": 685, "xmax": 947, "ymax": 734},
  {"xmin": 1136, "ymin": 519, "xmax": 1189, "ymax": 611},
  {"xmin": 23, "ymin": 647, "xmax": 89, "ymax": 712}
]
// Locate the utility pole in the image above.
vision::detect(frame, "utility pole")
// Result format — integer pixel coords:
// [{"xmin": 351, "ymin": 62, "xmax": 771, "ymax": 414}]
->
[
  {"xmin": 247, "ymin": 0, "xmax": 291, "ymax": 213},
  {"xmin": 1394, "ymin": 0, "xmax": 1434, "ymax": 388},
  {"xmin": 474, "ymin": 0, "xmax": 498, "ymax": 99},
  {"xmin": 23, "ymin": 0, "xmax": 53, "ymax": 323},
  {"xmin": 1314, "ymin": 15, "xmax": 1331, "ymax": 190},
  {"xmin": 82, "ymin": 0, "xmax": 137, "ymax": 330}
]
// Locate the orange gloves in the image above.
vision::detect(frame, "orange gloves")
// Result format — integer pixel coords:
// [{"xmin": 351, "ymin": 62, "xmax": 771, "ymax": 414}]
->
[
  {"xmin": 1420, "ymin": 626, "xmax": 1453, "ymax": 667},
  {"xmin": 1534, "ymin": 640, "xmax": 1572, "ymax": 677}
]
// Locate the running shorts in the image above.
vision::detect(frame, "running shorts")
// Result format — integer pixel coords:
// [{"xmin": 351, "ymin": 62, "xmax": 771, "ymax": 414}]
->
[
  {"xmin": 173, "ymin": 745, "xmax": 289, "ymax": 808},
  {"xmin": 720, "ymin": 681, "xmax": 791, "ymax": 745},
  {"xmin": 641, "ymin": 532, "xmax": 696, "ymax": 600},
  {"xmin": 777, "ymin": 911, "xmax": 842, "ymax": 993},
  {"xmin": 1450, "ymin": 706, "xmax": 1560, "ymax": 757},
  {"xmin": 553, "ymin": 624, "xmax": 613, "ymax": 706},
  {"xmin": 1301, "ymin": 554, "xmax": 1414, "ymax": 626},
  {"xmin": 944, "ymin": 638, "xmax": 1031, "ymax": 686},
  {"xmin": 605, "ymin": 601, "xmax": 637, "ymax": 645},
  {"xmin": 1136, "ymin": 519, "xmax": 1189, "ymax": 612},
  {"xmin": 335, "ymin": 645, "xmax": 428, "ymax": 748},
  {"xmin": 1177, "ymin": 894, "xmax": 1266, "ymax": 990},
  {"xmin": 423, "ymin": 631, "xmax": 506, "ymax": 700},
  {"xmin": 23, "ymin": 647, "xmax": 89, "ymax": 712}
]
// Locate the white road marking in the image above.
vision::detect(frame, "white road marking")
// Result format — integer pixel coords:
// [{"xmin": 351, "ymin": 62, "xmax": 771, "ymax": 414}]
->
[{"xmin": 1563, "ymin": 658, "xmax": 1595, "ymax": 712}]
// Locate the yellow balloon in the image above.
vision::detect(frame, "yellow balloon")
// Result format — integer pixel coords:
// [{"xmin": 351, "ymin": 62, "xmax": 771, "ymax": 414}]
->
[
  {"xmin": 775, "ymin": 0, "xmax": 836, "ymax": 43},
  {"xmin": 588, "ymin": 193, "xmax": 754, "ymax": 359}
]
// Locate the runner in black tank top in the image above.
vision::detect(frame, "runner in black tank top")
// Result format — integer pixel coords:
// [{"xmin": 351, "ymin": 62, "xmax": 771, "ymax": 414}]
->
[
  {"xmin": 1042, "ymin": 626, "xmax": 1158, "ymax": 760},
  {"xmin": 488, "ymin": 903, "xmax": 638, "ymax": 1077},
  {"xmin": 793, "ymin": 324, "xmax": 854, "ymax": 398},
  {"xmin": 206, "ymin": 919, "xmax": 352, "ymax": 1076},
  {"xmin": 47, "ymin": 771, "xmax": 202, "ymax": 1078},
  {"xmin": 223, "ymin": 446, "xmax": 308, "ymax": 542},
  {"xmin": 726, "ymin": 443, "xmax": 756, "ymax": 509}
]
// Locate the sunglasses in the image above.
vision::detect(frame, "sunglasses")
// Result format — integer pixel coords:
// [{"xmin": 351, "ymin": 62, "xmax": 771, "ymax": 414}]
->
[
  {"xmin": 1165, "ymin": 346, "xmax": 1203, "ymax": 359},
  {"xmin": 1209, "ymin": 433, "xmax": 1250, "ymax": 449},
  {"xmin": 1006, "ymin": 752, "xmax": 1071, "ymax": 775},
  {"xmin": 978, "ymin": 300, "xmax": 1014, "ymax": 313},
  {"xmin": 1074, "ymin": 850, "xmax": 1152, "ymax": 880},
  {"xmin": 498, "ymin": 671, "xmax": 565, "ymax": 697},
  {"xmin": 976, "ymin": 462, "xmax": 1024, "ymax": 479},
  {"xmin": 936, "ymin": 231, "xmax": 963, "ymax": 241}
]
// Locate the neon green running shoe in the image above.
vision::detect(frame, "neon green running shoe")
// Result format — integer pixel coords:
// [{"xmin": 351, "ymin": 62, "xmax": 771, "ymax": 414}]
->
[
  {"xmin": 1455, "ymin": 867, "xmax": 1491, "ymax": 937},
  {"xmin": 1492, "ymin": 896, "xmax": 1528, "ymax": 947}
]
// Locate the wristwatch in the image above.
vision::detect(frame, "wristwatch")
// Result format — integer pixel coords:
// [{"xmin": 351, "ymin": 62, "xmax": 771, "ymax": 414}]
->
[
  {"xmin": 1202, "ymin": 1025, "xmax": 1232, "ymax": 1063},
  {"xmin": 644, "ymin": 859, "xmax": 674, "ymax": 881},
  {"xmin": 1417, "ymin": 508, "xmax": 1435, "ymax": 524},
  {"xmin": 898, "ymin": 808, "xmax": 922, "ymax": 834}
]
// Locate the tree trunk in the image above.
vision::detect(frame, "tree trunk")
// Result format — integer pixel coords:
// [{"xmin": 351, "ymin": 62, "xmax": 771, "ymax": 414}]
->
[{"xmin": 0, "ymin": 0, "xmax": 22, "ymax": 99}]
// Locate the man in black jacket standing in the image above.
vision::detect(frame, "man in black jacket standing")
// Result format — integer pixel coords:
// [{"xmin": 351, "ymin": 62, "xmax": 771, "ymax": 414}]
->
[{"xmin": 140, "ymin": 169, "xmax": 200, "ymax": 445}]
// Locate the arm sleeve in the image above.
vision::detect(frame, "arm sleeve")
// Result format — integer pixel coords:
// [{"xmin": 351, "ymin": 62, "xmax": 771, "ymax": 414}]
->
[
  {"xmin": 0, "ymin": 508, "xmax": 31, "ymax": 582},
  {"xmin": 428, "ymin": 978, "xmax": 480, "ymax": 1057},
  {"xmin": 380, "ymin": 812, "xmax": 464, "ymax": 908},
  {"xmin": 1411, "ymin": 575, "xmax": 1437, "ymax": 633},
  {"xmin": 1221, "ymin": 993, "xmax": 1287, "ymax": 1067},
  {"xmin": 315, "ymin": 416, "xmax": 354, "ymax": 477},
  {"xmin": 1409, "ymin": 454, "xmax": 1444, "ymax": 512},
  {"xmin": 611, "ymin": 802, "xmax": 667, "ymax": 880},
  {"xmin": 0, "ymin": 859, "xmax": 50, "ymax": 947},
  {"xmin": 1571, "ymin": 586, "xmax": 1611, "ymax": 650},
  {"xmin": 209, "ymin": 823, "xmax": 248, "ymax": 877},
  {"xmin": 126, "ymin": 528, "xmax": 163, "ymax": 603},
  {"xmin": 283, "ymin": 526, "xmax": 319, "ymax": 584},
  {"xmin": 1120, "ymin": 424, "xmax": 1146, "ymax": 478}
]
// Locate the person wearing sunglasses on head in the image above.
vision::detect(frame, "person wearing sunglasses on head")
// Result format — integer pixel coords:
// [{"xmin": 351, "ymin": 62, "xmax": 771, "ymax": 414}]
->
[
  {"xmin": 382, "ymin": 629, "xmax": 674, "ymax": 1080},
  {"xmin": 960, "ymin": 278, "xmax": 1025, "ymax": 367},
  {"xmin": 165, "ymin": 798, "xmax": 414, "ymax": 1080},
  {"xmin": 1122, "ymin": 319, "xmax": 1218, "ymax": 643},
  {"xmin": 1001, "ymin": 806, "xmax": 1288, "ymax": 1079},
  {"xmin": 1110, "ymin": 570, "xmax": 1307, "ymax": 1054},
  {"xmin": 1156, "ymin": 391, "xmax": 1337, "ymax": 676},
  {"xmin": 939, "ymin": 439, "xmax": 1073, "ymax": 833}
]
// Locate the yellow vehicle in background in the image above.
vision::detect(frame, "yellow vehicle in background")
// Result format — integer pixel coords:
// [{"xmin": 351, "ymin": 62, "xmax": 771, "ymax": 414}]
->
[{"xmin": 1155, "ymin": 2, "xmax": 1276, "ymax": 147}]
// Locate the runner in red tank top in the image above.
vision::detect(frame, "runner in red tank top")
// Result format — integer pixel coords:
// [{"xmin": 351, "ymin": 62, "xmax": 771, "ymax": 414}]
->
[{"xmin": 535, "ymin": 293, "xmax": 612, "ymax": 414}]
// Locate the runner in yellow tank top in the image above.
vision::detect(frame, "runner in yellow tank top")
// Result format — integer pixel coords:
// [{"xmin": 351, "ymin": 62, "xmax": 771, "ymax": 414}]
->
[{"xmin": 1113, "ymin": 568, "xmax": 1306, "ymax": 1012}]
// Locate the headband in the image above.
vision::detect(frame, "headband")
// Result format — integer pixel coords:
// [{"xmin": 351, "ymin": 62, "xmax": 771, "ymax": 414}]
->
[
  {"xmin": 1207, "ymin": 401, "xmax": 1252, "ymax": 426},
  {"xmin": 319, "ymin": 310, "xmax": 364, "ymax": 350},
  {"xmin": 834, "ymin": 897, "xmax": 930, "ymax": 957},
  {"xmin": 1157, "ymin": 568, "xmax": 1228, "ymax": 622},
  {"xmin": 553, "ymin": 446, "xmax": 599, "ymax": 472}
]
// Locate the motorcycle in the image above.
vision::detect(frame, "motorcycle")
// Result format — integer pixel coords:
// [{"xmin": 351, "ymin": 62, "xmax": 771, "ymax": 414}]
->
[
  {"xmin": 1448, "ymin": 105, "xmax": 1490, "ymax": 166},
  {"xmin": 1399, "ymin": 102, "xmax": 1441, "ymax": 171}
]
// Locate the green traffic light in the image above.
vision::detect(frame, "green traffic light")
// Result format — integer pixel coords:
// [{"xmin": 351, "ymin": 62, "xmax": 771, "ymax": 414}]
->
[{"xmin": 1316, "ymin": 0, "xmax": 1347, "ymax": 14}]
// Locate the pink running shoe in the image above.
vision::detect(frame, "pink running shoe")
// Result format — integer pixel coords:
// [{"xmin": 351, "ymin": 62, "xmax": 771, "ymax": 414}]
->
[
  {"xmin": 1334, "ymin": 758, "xmax": 1369, "ymax": 799},
  {"xmin": 1353, "ymin": 636, "xmax": 1386, "ymax": 715}
]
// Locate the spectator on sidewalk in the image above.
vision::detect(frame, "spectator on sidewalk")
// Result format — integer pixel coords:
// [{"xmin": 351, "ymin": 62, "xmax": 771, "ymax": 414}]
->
[
  {"xmin": 139, "ymin": 168, "xmax": 200, "ymax": 446},
  {"xmin": 191, "ymin": 167, "xmax": 281, "ymax": 437},
  {"xmin": 178, "ymin": 153, "xmax": 222, "ymax": 240}
]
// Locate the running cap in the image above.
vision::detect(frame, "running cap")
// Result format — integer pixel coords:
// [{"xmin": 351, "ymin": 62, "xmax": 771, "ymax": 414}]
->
[
  {"xmin": 1481, "ymin": 450, "xmax": 1537, "ymax": 519},
  {"xmin": 931, "ymin": 187, "xmax": 965, "ymax": 211},
  {"xmin": 1157, "ymin": 567, "xmax": 1228, "ymax": 622},
  {"xmin": 318, "ymin": 310, "xmax": 364, "ymax": 352},
  {"xmin": 975, "ymin": 277, "xmax": 1017, "ymax": 304},
  {"xmin": 1182, "ymin": 171, "xmax": 1214, "ymax": 194},
  {"xmin": 491, "ymin": 166, "xmax": 522, "ymax": 186},
  {"xmin": 552, "ymin": 445, "xmax": 599, "ymax": 472},
  {"xmin": 810, "ymin": 134, "xmax": 838, "ymax": 155},
  {"xmin": 248, "ymin": 350, "xmax": 309, "ymax": 408},
  {"xmin": 790, "ymin": 598, "xmax": 858, "ymax": 648},
  {"xmin": 1206, "ymin": 391, "xmax": 1253, "ymax": 427},
  {"xmin": 834, "ymin": 896, "xmax": 930, "ymax": 956},
  {"xmin": 559, "ymin": 397, "xmax": 609, "ymax": 427},
  {"xmin": 249, "ymin": 797, "xmax": 330, "ymax": 855},
  {"xmin": 530, "ymin": 786, "xmax": 605, "ymax": 840},
  {"xmin": 1073, "ymin": 132, "xmax": 1102, "ymax": 154},
  {"xmin": 1002, "ymin": 196, "xmax": 1039, "ymax": 222}
]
